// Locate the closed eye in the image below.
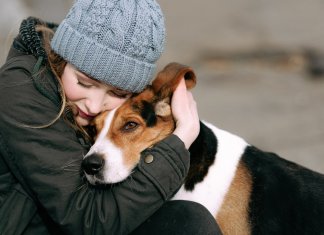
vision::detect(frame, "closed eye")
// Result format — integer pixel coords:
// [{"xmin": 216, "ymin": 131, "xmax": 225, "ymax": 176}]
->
[
  {"xmin": 108, "ymin": 90, "xmax": 132, "ymax": 99},
  {"xmin": 77, "ymin": 80, "xmax": 93, "ymax": 88}
]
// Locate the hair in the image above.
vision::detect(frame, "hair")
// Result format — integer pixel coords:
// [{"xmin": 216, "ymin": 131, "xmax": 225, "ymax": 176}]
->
[{"xmin": 35, "ymin": 24, "xmax": 94, "ymax": 143}]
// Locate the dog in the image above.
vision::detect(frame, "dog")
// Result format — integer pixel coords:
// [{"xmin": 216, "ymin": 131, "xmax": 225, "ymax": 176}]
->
[{"xmin": 81, "ymin": 62, "xmax": 324, "ymax": 235}]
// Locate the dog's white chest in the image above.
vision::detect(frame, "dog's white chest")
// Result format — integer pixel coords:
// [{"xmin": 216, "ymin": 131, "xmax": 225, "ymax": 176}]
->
[{"xmin": 171, "ymin": 121, "xmax": 248, "ymax": 216}]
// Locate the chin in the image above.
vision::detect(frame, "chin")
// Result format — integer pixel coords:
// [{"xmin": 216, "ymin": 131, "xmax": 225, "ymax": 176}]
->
[{"xmin": 75, "ymin": 116, "xmax": 91, "ymax": 126}]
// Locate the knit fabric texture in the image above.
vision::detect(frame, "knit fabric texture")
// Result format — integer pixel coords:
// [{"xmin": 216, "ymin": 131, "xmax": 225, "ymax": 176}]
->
[{"xmin": 51, "ymin": 0, "xmax": 165, "ymax": 93}]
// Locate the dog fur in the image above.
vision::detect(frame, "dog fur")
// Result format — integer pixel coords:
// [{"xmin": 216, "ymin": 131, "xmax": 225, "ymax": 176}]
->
[{"xmin": 82, "ymin": 62, "xmax": 324, "ymax": 235}]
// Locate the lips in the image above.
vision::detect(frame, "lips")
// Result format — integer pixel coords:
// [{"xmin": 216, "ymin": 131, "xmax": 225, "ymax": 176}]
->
[{"xmin": 77, "ymin": 108, "xmax": 96, "ymax": 120}]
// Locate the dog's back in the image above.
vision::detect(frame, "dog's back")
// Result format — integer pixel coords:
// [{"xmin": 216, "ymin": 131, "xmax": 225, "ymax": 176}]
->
[
  {"xmin": 243, "ymin": 145, "xmax": 324, "ymax": 235},
  {"xmin": 83, "ymin": 62, "xmax": 324, "ymax": 235},
  {"xmin": 173, "ymin": 120, "xmax": 324, "ymax": 235}
]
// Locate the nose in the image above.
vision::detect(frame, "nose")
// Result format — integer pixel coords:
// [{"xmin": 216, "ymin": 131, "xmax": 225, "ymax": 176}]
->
[
  {"xmin": 82, "ymin": 154, "xmax": 104, "ymax": 175},
  {"xmin": 85, "ymin": 98, "xmax": 104, "ymax": 115}
]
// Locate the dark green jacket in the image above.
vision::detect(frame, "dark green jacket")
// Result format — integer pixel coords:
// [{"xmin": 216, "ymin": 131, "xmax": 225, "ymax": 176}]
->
[{"xmin": 0, "ymin": 18, "xmax": 190, "ymax": 235}]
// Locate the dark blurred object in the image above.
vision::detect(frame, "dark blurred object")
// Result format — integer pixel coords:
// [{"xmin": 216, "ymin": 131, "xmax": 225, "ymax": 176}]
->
[
  {"xmin": 199, "ymin": 47, "xmax": 324, "ymax": 80},
  {"xmin": 305, "ymin": 49, "xmax": 324, "ymax": 78}
]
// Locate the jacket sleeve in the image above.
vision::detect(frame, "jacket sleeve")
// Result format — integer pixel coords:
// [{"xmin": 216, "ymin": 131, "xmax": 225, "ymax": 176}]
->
[{"xmin": 0, "ymin": 58, "xmax": 190, "ymax": 235}]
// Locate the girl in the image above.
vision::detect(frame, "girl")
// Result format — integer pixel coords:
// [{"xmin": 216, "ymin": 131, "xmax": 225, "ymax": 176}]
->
[{"xmin": 0, "ymin": 0, "xmax": 221, "ymax": 234}]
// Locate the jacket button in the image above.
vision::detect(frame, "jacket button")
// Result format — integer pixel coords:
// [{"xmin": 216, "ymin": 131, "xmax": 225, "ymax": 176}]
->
[{"xmin": 144, "ymin": 154, "xmax": 154, "ymax": 164}]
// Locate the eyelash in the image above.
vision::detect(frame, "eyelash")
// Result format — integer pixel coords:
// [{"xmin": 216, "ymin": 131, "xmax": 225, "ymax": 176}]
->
[
  {"xmin": 109, "ymin": 91, "xmax": 129, "ymax": 99},
  {"xmin": 77, "ymin": 81, "xmax": 93, "ymax": 88},
  {"xmin": 77, "ymin": 79, "xmax": 129, "ymax": 98}
]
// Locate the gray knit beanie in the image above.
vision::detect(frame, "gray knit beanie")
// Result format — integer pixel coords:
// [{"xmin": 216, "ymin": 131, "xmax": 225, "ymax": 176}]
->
[{"xmin": 51, "ymin": 0, "xmax": 165, "ymax": 93}]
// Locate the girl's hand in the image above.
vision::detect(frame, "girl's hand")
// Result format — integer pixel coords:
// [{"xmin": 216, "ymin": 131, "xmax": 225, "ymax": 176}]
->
[{"xmin": 172, "ymin": 78, "xmax": 200, "ymax": 149}]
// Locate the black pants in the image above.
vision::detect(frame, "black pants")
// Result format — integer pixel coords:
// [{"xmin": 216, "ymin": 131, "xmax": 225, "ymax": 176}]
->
[{"xmin": 130, "ymin": 200, "xmax": 222, "ymax": 235}]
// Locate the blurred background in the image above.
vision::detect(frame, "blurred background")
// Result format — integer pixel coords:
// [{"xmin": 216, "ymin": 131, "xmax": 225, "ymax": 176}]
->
[{"xmin": 1, "ymin": 0, "xmax": 323, "ymax": 172}]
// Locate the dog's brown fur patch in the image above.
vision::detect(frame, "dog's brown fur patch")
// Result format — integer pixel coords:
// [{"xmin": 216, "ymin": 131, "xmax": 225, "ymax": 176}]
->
[
  {"xmin": 106, "ymin": 89, "xmax": 175, "ymax": 169},
  {"xmin": 216, "ymin": 161, "xmax": 252, "ymax": 235},
  {"xmin": 92, "ymin": 111, "xmax": 108, "ymax": 139}
]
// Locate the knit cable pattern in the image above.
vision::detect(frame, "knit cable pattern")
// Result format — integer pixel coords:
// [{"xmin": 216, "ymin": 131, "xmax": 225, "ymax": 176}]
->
[{"xmin": 51, "ymin": 0, "xmax": 166, "ymax": 93}]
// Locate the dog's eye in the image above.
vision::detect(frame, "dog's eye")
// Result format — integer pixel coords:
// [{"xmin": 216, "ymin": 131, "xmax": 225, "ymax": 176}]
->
[{"xmin": 123, "ymin": 121, "xmax": 138, "ymax": 131}]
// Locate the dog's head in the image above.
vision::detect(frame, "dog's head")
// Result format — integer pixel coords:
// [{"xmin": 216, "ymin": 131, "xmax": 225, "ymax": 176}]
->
[{"xmin": 81, "ymin": 62, "xmax": 196, "ymax": 185}]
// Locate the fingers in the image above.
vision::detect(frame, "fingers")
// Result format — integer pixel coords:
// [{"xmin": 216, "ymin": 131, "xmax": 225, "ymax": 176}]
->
[
  {"xmin": 171, "ymin": 78, "xmax": 200, "ymax": 149},
  {"xmin": 171, "ymin": 78, "xmax": 187, "ymax": 111}
]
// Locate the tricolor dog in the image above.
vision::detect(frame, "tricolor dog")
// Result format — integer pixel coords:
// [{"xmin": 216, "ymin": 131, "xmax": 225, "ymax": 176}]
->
[{"xmin": 82, "ymin": 62, "xmax": 324, "ymax": 235}]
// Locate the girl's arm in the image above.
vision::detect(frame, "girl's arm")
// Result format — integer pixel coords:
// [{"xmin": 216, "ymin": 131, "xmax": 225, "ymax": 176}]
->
[{"xmin": 0, "ymin": 60, "xmax": 190, "ymax": 234}]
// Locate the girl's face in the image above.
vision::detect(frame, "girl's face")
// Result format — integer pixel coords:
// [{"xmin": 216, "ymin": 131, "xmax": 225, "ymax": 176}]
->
[{"xmin": 61, "ymin": 64, "xmax": 132, "ymax": 126}]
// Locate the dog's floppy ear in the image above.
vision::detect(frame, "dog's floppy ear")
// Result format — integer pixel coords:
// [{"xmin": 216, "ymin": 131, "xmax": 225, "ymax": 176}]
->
[
  {"xmin": 152, "ymin": 62, "xmax": 196, "ymax": 96},
  {"xmin": 152, "ymin": 62, "xmax": 196, "ymax": 118}
]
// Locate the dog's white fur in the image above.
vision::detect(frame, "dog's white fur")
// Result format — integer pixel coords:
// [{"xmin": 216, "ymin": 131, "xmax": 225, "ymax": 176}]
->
[
  {"xmin": 82, "ymin": 62, "xmax": 324, "ymax": 235},
  {"xmin": 85, "ymin": 113, "xmax": 248, "ymax": 216},
  {"xmin": 85, "ymin": 109, "xmax": 131, "ymax": 184},
  {"xmin": 172, "ymin": 121, "xmax": 249, "ymax": 215}
]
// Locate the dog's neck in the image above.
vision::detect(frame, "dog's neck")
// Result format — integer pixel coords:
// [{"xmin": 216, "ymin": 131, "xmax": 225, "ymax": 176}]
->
[{"xmin": 185, "ymin": 121, "xmax": 217, "ymax": 190}]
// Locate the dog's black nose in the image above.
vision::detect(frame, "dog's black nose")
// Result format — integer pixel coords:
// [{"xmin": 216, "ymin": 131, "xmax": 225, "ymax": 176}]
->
[{"xmin": 82, "ymin": 154, "xmax": 104, "ymax": 175}]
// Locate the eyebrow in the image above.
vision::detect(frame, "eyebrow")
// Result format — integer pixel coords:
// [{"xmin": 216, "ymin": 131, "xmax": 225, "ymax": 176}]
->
[{"xmin": 75, "ymin": 71, "xmax": 100, "ymax": 84}]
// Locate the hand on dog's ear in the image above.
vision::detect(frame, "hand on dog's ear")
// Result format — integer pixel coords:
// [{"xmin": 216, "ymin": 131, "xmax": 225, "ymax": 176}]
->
[
  {"xmin": 152, "ymin": 62, "xmax": 196, "ymax": 96},
  {"xmin": 152, "ymin": 62, "xmax": 196, "ymax": 120}
]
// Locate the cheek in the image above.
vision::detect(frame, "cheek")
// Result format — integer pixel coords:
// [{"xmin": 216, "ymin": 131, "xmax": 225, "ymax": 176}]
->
[
  {"xmin": 104, "ymin": 97, "xmax": 128, "ymax": 110},
  {"xmin": 61, "ymin": 77, "xmax": 83, "ymax": 102}
]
